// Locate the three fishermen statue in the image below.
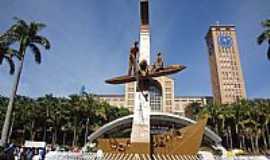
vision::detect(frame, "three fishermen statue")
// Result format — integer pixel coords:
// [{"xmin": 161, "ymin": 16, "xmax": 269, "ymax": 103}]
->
[{"xmin": 128, "ymin": 41, "xmax": 164, "ymax": 76}]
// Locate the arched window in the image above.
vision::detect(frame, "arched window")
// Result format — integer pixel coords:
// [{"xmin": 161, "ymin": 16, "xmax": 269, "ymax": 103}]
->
[{"xmin": 149, "ymin": 82, "xmax": 162, "ymax": 112}]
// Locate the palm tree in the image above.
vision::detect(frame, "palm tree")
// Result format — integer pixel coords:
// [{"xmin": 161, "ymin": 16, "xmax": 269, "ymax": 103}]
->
[
  {"xmin": 257, "ymin": 19, "xmax": 270, "ymax": 60},
  {"xmin": 0, "ymin": 17, "xmax": 50, "ymax": 146}
]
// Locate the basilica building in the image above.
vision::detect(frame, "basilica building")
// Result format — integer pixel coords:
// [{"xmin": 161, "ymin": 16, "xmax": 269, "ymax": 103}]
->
[{"xmin": 96, "ymin": 76, "xmax": 212, "ymax": 116}]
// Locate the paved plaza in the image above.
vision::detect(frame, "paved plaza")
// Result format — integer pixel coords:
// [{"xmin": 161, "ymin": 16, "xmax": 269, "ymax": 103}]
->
[{"xmin": 44, "ymin": 151, "xmax": 270, "ymax": 160}]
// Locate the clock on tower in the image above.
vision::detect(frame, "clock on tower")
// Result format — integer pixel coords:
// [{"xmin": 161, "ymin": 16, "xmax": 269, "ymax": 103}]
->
[{"xmin": 218, "ymin": 35, "xmax": 233, "ymax": 48}]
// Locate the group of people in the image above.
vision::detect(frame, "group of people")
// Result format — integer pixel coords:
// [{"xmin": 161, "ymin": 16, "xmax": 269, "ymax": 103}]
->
[
  {"xmin": 128, "ymin": 41, "xmax": 164, "ymax": 76},
  {"xmin": 0, "ymin": 144, "xmax": 45, "ymax": 160}
]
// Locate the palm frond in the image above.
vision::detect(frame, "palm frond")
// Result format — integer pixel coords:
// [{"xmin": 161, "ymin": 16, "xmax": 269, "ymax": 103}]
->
[
  {"xmin": 0, "ymin": 46, "xmax": 18, "ymax": 63},
  {"xmin": 29, "ymin": 43, "xmax": 41, "ymax": 64},
  {"xmin": 0, "ymin": 49, "xmax": 3, "ymax": 64},
  {"xmin": 267, "ymin": 45, "xmax": 270, "ymax": 61},
  {"xmin": 6, "ymin": 48, "xmax": 19, "ymax": 55},
  {"xmin": 0, "ymin": 57, "xmax": 3, "ymax": 64},
  {"xmin": 0, "ymin": 33, "xmax": 17, "ymax": 46},
  {"xmin": 7, "ymin": 18, "xmax": 29, "ymax": 38},
  {"xmin": 13, "ymin": 17, "xmax": 28, "ymax": 29},
  {"xmin": 257, "ymin": 32, "xmax": 266, "ymax": 45},
  {"xmin": 32, "ymin": 35, "xmax": 51, "ymax": 49},
  {"xmin": 267, "ymin": 29, "xmax": 270, "ymax": 38},
  {"xmin": 30, "ymin": 22, "xmax": 46, "ymax": 34},
  {"xmin": 6, "ymin": 48, "xmax": 21, "ymax": 60},
  {"xmin": 9, "ymin": 25, "xmax": 26, "ymax": 36},
  {"xmin": 262, "ymin": 19, "xmax": 270, "ymax": 28},
  {"xmin": 4, "ymin": 56, "xmax": 15, "ymax": 74}
]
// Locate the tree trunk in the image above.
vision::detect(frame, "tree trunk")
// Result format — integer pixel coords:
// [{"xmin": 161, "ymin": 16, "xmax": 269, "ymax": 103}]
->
[
  {"xmin": 43, "ymin": 106, "xmax": 48, "ymax": 142},
  {"xmin": 262, "ymin": 130, "xmax": 268, "ymax": 151},
  {"xmin": 265, "ymin": 123, "xmax": 270, "ymax": 148},
  {"xmin": 63, "ymin": 132, "xmax": 66, "ymax": 145},
  {"xmin": 236, "ymin": 124, "xmax": 241, "ymax": 148},
  {"xmin": 73, "ymin": 127, "xmax": 77, "ymax": 147},
  {"xmin": 242, "ymin": 135, "xmax": 246, "ymax": 150},
  {"xmin": 0, "ymin": 53, "xmax": 25, "ymax": 147},
  {"xmin": 251, "ymin": 136, "xmax": 255, "ymax": 153},
  {"xmin": 53, "ymin": 129, "xmax": 57, "ymax": 145},
  {"xmin": 30, "ymin": 120, "xmax": 35, "ymax": 141},
  {"xmin": 7, "ymin": 113, "xmax": 15, "ymax": 144},
  {"xmin": 215, "ymin": 123, "xmax": 219, "ymax": 134},
  {"xmin": 228, "ymin": 127, "xmax": 233, "ymax": 149},
  {"xmin": 84, "ymin": 118, "xmax": 89, "ymax": 145},
  {"xmin": 23, "ymin": 126, "xmax": 26, "ymax": 143},
  {"xmin": 225, "ymin": 132, "xmax": 229, "ymax": 148},
  {"xmin": 43, "ymin": 126, "xmax": 47, "ymax": 142},
  {"xmin": 255, "ymin": 134, "xmax": 259, "ymax": 153},
  {"xmin": 239, "ymin": 135, "xmax": 243, "ymax": 149}
]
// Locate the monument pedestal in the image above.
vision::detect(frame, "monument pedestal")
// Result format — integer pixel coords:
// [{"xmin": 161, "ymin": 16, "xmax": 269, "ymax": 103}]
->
[
  {"xmin": 130, "ymin": 92, "xmax": 151, "ymax": 154},
  {"xmin": 97, "ymin": 116, "xmax": 208, "ymax": 155}
]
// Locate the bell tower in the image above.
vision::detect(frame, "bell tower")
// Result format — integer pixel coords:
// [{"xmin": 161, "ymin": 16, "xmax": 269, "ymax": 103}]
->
[{"xmin": 205, "ymin": 25, "xmax": 247, "ymax": 104}]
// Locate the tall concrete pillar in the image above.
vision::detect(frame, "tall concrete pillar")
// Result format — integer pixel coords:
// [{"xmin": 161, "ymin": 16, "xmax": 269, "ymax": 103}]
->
[{"xmin": 130, "ymin": 0, "xmax": 151, "ymax": 153}]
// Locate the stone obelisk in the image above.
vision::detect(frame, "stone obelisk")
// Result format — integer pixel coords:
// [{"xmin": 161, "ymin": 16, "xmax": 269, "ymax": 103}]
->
[{"xmin": 130, "ymin": 0, "xmax": 151, "ymax": 153}]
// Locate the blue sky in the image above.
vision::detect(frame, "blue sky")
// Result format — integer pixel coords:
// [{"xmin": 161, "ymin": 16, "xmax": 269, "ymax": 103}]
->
[{"xmin": 0, "ymin": 0, "xmax": 269, "ymax": 98}]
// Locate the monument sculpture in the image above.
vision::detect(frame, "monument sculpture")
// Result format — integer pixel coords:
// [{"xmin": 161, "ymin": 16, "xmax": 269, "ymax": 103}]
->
[
  {"xmin": 128, "ymin": 41, "xmax": 139, "ymax": 76},
  {"xmin": 97, "ymin": 0, "xmax": 208, "ymax": 158}
]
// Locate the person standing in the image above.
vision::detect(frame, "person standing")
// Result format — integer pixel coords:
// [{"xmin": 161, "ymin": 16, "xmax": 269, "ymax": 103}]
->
[
  {"xmin": 154, "ymin": 52, "xmax": 164, "ymax": 72},
  {"xmin": 4, "ymin": 144, "xmax": 15, "ymax": 160},
  {"xmin": 128, "ymin": 41, "xmax": 139, "ymax": 76},
  {"xmin": 25, "ymin": 148, "xmax": 33, "ymax": 160},
  {"xmin": 95, "ymin": 149, "xmax": 104, "ymax": 160}
]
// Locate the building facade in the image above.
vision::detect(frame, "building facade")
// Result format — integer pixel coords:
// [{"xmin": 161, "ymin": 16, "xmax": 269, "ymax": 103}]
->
[
  {"xmin": 174, "ymin": 96, "xmax": 212, "ymax": 115},
  {"xmin": 125, "ymin": 76, "xmax": 175, "ymax": 113},
  {"xmin": 96, "ymin": 76, "xmax": 212, "ymax": 116},
  {"xmin": 205, "ymin": 25, "xmax": 247, "ymax": 104}
]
